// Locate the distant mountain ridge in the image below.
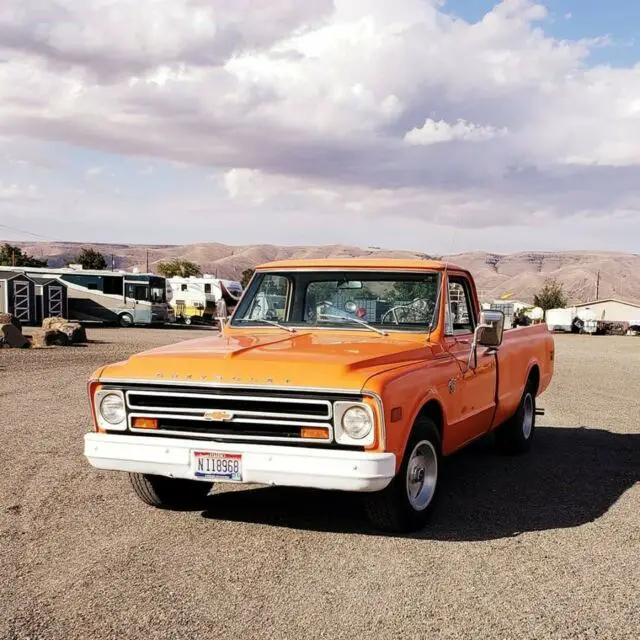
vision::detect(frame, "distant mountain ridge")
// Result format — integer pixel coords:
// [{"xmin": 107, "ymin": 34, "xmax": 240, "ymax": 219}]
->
[{"xmin": 6, "ymin": 240, "xmax": 640, "ymax": 304}]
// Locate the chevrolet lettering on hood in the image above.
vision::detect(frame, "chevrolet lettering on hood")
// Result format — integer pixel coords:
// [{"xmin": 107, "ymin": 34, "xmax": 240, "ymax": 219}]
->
[{"xmin": 84, "ymin": 257, "xmax": 554, "ymax": 534}]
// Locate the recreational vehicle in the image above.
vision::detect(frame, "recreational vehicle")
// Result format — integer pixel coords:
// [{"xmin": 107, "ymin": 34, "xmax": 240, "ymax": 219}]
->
[
  {"xmin": 166, "ymin": 276, "xmax": 243, "ymax": 325},
  {"xmin": 1, "ymin": 266, "xmax": 172, "ymax": 326}
]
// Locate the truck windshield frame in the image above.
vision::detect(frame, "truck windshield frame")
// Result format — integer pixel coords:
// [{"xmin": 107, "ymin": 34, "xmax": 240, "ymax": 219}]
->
[{"xmin": 231, "ymin": 270, "xmax": 442, "ymax": 333}]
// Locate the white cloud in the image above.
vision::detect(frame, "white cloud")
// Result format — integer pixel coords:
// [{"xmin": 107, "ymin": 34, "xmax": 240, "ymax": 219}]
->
[
  {"xmin": 85, "ymin": 165, "xmax": 105, "ymax": 177},
  {"xmin": 0, "ymin": 181, "xmax": 40, "ymax": 201},
  {"xmin": 0, "ymin": 0, "xmax": 639, "ymax": 247},
  {"xmin": 404, "ymin": 118, "xmax": 507, "ymax": 145}
]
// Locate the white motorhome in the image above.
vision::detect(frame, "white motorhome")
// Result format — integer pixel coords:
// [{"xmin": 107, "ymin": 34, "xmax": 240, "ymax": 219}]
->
[
  {"xmin": 1, "ymin": 265, "xmax": 171, "ymax": 327},
  {"xmin": 166, "ymin": 276, "xmax": 243, "ymax": 324}
]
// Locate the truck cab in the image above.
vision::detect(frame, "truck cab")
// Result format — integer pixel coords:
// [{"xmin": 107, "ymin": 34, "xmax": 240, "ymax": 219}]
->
[{"xmin": 84, "ymin": 259, "xmax": 554, "ymax": 532}]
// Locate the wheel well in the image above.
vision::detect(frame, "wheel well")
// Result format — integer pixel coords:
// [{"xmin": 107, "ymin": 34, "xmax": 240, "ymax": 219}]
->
[
  {"xmin": 416, "ymin": 399, "xmax": 444, "ymax": 443},
  {"xmin": 528, "ymin": 365, "xmax": 540, "ymax": 394}
]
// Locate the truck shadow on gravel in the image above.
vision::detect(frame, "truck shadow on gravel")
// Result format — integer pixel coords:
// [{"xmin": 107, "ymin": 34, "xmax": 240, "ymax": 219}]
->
[{"xmin": 201, "ymin": 426, "xmax": 640, "ymax": 540}]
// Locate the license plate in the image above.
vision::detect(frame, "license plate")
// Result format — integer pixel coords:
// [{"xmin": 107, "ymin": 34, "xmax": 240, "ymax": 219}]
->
[{"xmin": 193, "ymin": 451, "xmax": 243, "ymax": 481}]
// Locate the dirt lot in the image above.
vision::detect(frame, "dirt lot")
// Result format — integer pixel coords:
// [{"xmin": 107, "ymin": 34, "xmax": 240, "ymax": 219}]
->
[{"xmin": 1, "ymin": 329, "xmax": 638, "ymax": 640}]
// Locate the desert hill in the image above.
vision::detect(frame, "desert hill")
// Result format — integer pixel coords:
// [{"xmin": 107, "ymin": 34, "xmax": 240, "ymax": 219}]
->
[{"xmin": 7, "ymin": 240, "xmax": 640, "ymax": 305}]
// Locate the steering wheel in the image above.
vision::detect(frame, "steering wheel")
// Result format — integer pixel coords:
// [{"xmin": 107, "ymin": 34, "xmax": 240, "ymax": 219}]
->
[
  {"xmin": 382, "ymin": 306, "xmax": 401, "ymax": 325},
  {"xmin": 382, "ymin": 298, "xmax": 431, "ymax": 325}
]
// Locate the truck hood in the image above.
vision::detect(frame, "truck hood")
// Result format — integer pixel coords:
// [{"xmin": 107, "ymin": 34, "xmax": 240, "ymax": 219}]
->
[{"xmin": 100, "ymin": 331, "xmax": 434, "ymax": 391}]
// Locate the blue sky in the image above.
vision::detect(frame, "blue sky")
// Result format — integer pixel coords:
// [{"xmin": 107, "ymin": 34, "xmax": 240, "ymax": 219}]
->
[
  {"xmin": 1, "ymin": 0, "xmax": 640, "ymax": 254},
  {"xmin": 444, "ymin": 0, "xmax": 639, "ymax": 66}
]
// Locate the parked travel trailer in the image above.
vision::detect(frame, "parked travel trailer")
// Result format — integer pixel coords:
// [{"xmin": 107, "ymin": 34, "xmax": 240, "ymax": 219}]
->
[
  {"xmin": 545, "ymin": 308, "xmax": 575, "ymax": 333},
  {"xmin": 2, "ymin": 266, "xmax": 172, "ymax": 326},
  {"xmin": 574, "ymin": 307, "xmax": 598, "ymax": 335},
  {"xmin": 166, "ymin": 276, "xmax": 243, "ymax": 325}
]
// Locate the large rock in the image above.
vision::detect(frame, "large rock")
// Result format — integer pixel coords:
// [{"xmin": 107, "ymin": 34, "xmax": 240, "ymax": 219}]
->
[
  {"xmin": 42, "ymin": 317, "xmax": 69, "ymax": 331},
  {"xmin": 0, "ymin": 312, "xmax": 21, "ymax": 331},
  {"xmin": 58, "ymin": 322, "xmax": 87, "ymax": 344},
  {"xmin": 0, "ymin": 323, "xmax": 29, "ymax": 348},
  {"xmin": 40, "ymin": 317, "xmax": 87, "ymax": 344},
  {"xmin": 31, "ymin": 329, "xmax": 69, "ymax": 348}
]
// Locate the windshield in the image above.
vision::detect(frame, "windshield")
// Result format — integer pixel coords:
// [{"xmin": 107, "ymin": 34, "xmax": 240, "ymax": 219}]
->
[{"xmin": 232, "ymin": 271, "xmax": 440, "ymax": 332}]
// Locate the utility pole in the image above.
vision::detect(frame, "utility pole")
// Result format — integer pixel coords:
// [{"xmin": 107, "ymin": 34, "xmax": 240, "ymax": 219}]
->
[
  {"xmin": 146, "ymin": 250, "xmax": 149, "ymax": 273},
  {"xmin": 595, "ymin": 270, "xmax": 600, "ymax": 300}
]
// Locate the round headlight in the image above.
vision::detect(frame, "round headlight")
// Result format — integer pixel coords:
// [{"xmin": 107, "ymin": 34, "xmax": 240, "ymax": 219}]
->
[
  {"xmin": 341, "ymin": 406, "xmax": 372, "ymax": 440},
  {"xmin": 99, "ymin": 393, "xmax": 125, "ymax": 425}
]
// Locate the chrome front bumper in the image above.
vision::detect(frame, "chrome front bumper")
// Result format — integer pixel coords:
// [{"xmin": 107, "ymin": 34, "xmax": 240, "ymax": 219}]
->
[{"xmin": 84, "ymin": 433, "xmax": 396, "ymax": 492}]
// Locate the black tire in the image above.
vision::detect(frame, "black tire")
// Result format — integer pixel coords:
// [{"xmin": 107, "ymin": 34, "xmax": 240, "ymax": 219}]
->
[
  {"xmin": 364, "ymin": 417, "xmax": 441, "ymax": 534},
  {"xmin": 119, "ymin": 313, "xmax": 134, "ymax": 328},
  {"xmin": 495, "ymin": 382, "xmax": 536, "ymax": 455},
  {"xmin": 129, "ymin": 473, "xmax": 213, "ymax": 510},
  {"xmin": 184, "ymin": 317, "xmax": 192, "ymax": 326}
]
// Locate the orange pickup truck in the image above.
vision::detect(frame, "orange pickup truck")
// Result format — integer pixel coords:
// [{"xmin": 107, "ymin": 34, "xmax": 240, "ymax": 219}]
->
[{"xmin": 84, "ymin": 259, "xmax": 554, "ymax": 532}]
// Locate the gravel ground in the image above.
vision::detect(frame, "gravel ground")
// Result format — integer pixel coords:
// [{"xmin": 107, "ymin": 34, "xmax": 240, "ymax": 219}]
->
[{"xmin": 1, "ymin": 329, "xmax": 638, "ymax": 640}]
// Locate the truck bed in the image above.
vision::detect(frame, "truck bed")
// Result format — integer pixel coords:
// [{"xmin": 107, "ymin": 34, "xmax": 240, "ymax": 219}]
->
[{"xmin": 492, "ymin": 324, "xmax": 555, "ymax": 428}]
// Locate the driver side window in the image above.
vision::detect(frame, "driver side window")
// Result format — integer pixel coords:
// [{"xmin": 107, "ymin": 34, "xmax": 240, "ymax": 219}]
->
[{"xmin": 446, "ymin": 277, "xmax": 475, "ymax": 335}]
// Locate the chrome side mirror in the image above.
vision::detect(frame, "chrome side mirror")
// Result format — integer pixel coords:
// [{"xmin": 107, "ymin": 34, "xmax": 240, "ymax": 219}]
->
[
  {"xmin": 477, "ymin": 310, "xmax": 505, "ymax": 347},
  {"xmin": 468, "ymin": 310, "xmax": 505, "ymax": 370}
]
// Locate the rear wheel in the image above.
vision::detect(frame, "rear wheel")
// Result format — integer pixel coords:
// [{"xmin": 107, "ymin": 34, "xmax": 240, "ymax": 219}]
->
[
  {"xmin": 495, "ymin": 382, "xmax": 536, "ymax": 455},
  {"xmin": 129, "ymin": 473, "xmax": 213, "ymax": 510},
  {"xmin": 364, "ymin": 417, "xmax": 441, "ymax": 533}
]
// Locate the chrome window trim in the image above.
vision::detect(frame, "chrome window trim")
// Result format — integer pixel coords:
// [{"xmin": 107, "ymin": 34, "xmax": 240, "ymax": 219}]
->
[
  {"xmin": 229, "ymin": 325, "xmax": 436, "ymax": 335},
  {"xmin": 231, "ymin": 268, "xmax": 441, "ymax": 334}
]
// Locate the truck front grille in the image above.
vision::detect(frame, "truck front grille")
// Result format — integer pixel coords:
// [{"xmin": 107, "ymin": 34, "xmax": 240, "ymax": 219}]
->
[{"xmin": 119, "ymin": 386, "xmax": 356, "ymax": 445}]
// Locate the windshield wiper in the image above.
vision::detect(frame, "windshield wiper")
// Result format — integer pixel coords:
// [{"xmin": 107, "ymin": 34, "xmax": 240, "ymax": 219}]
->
[
  {"xmin": 237, "ymin": 318, "xmax": 296, "ymax": 333},
  {"xmin": 318, "ymin": 313, "xmax": 388, "ymax": 336}
]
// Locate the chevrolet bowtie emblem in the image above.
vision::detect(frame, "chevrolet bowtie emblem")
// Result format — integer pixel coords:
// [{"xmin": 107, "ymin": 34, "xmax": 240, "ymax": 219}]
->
[{"xmin": 204, "ymin": 410, "xmax": 234, "ymax": 422}]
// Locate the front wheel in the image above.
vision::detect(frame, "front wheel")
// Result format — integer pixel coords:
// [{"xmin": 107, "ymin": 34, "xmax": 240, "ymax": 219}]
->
[
  {"xmin": 129, "ymin": 473, "xmax": 213, "ymax": 510},
  {"xmin": 364, "ymin": 417, "xmax": 441, "ymax": 533},
  {"xmin": 119, "ymin": 313, "xmax": 134, "ymax": 328},
  {"xmin": 494, "ymin": 383, "xmax": 536, "ymax": 455}
]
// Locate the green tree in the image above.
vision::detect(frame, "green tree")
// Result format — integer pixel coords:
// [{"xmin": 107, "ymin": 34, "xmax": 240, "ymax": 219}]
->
[
  {"xmin": 0, "ymin": 243, "xmax": 47, "ymax": 267},
  {"xmin": 156, "ymin": 258, "xmax": 202, "ymax": 278},
  {"xmin": 390, "ymin": 277, "xmax": 439, "ymax": 304},
  {"xmin": 533, "ymin": 278, "xmax": 568, "ymax": 311},
  {"xmin": 240, "ymin": 268, "xmax": 255, "ymax": 288},
  {"xmin": 73, "ymin": 247, "xmax": 107, "ymax": 270}
]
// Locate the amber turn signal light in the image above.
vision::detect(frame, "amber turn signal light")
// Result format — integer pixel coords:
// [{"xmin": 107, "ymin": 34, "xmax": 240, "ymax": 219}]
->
[
  {"xmin": 300, "ymin": 426, "xmax": 329, "ymax": 440},
  {"xmin": 132, "ymin": 417, "xmax": 159, "ymax": 430}
]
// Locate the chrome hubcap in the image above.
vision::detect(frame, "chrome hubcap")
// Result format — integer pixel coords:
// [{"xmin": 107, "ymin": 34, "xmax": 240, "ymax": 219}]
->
[
  {"xmin": 405, "ymin": 440, "xmax": 438, "ymax": 511},
  {"xmin": 522, "ymin": 393, "xmax": 534, "ymax": 439}
]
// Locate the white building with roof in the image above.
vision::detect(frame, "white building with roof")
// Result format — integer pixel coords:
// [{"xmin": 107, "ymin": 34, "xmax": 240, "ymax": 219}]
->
[{"xmin": 574, "ymin": 299, "xmax": 640, "ymax": 325}]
